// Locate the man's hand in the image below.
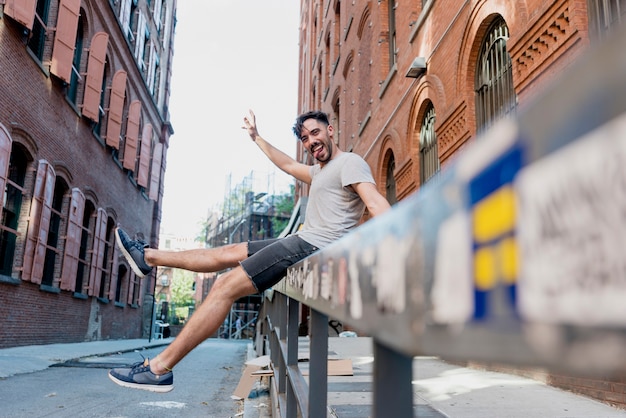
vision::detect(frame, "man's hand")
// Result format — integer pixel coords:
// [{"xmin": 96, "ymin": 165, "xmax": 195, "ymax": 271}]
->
[{"xmin": 242, "ymin": 109, "xmax": 260, "ymax": 141}]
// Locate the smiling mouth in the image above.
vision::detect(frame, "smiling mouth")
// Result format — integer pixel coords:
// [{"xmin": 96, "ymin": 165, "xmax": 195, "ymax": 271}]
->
[{"xmin": 311, "ymin": 143, "xmax": 323, "ymax": 159}]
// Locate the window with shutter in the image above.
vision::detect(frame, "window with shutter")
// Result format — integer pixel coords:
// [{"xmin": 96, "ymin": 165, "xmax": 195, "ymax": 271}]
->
[
  {"xmin": 97, "ymin": 218, "xmax": 115, "ymax": 300},
  {"xmin": 147, "ymin": 45, "xmax": 157, "ymax": 94},
  {"xmin": 27, "ymin": 0, "xmax": 51, "ymax": 61},
  {"xmin": 66, "ymin": 17, "xmax": 84, "ymax": 104},
  {"xmin": 123, "ymin": 100, "xmax": 141, "ymax": 171},
  {"xmin": 92, "ymin": 63, "xmax": 110, "ymax": 138},
  {"xmin": 82, "ymin": 32, "xmax": 109, "ymax": 122},
  {"xmin": 0, "ymin": 125, "xmax": 12, "ymax": 215},
  {"xmin": 22, "ymin": 160, "xmax": 55, "ymax": 284},
  {"xmin": 87, "ymin": 208, "xmax": 107, "ymax": 296},
  {"xmin": 149, "ymin": 142, "xmax": 163, "ymax": 201},
  {"xmin": 74, "ymin": 200, "xmax": 95, "ymax": 294},
  {"xmin": 0, "ymin": 125, "xmax": 19, "ymax": 277},
  {"xmin": 127, "ymin": 269, "xmax": 137, "ymax": 305},
  {"xmin": 137, "ymin": 124, "xmax": 152, "ymax": 187},
  {"xmin": 4, "ymin": 0, "xmax": 37, "ymax": 30},
  {"xmin": 108, "ymin": 229, "xmax": 120, "ymax": 300},
  {"xmin": 50, "ymin": 0, "xmax": 80, "ymax": 83},
  {"xmin": 105, "ymin": 70, "xmax": 127, "ymax": 149},
  {"xmin": 153, "ymin": 0, "xmax": 162, "ymax": 31},
  {"xmin": 134, "ymin": 11, "xmax": 146, "ymax": 67},
  {"xmin": 60, "ymin": 188, "xmax": 85, "ymax": 291},
  {"xmin": 41, "ymin": 177, "xmax": 68, "ymax": 287},
  {"xmin": 115, "ymin": 265, "xmax": 128, "ymax": 304},
  {"xmin": 137, "ymin": 271, "xmax": 146, "ymax": 306},
  {"xmin": 119, "ymin": 0, "xmax": 132, "ymax": 41}
]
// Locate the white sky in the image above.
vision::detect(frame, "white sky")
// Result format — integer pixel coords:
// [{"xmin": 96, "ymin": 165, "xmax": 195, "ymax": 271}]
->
[{"xmin": 161, "ymin": 1, "xmax": 301, "ymax": 237}]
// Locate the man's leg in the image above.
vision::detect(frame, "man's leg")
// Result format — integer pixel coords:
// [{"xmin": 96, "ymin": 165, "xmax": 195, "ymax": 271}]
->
[
  {"xmin": 144, "ymin": 243, "xmax": 248, "ymax": 273},
  {"xmin": 149, "ymin": 266, "xmax": 256, "ymax": 374},
  {"xmin": 115, "ymin": 227, "xmax": 248, "ymax": 276},
  {"xmin": 108, "ymin": 265, "xmax": 257, "ymax": 391}
]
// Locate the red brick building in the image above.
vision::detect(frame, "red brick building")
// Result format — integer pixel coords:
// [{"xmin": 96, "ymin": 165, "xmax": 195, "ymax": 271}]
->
[
  {"xmin": 295, "ymin": 0, "xmax": 622, "ymax": 201},
  {"xmin": 296, "ymin": 0, "xmax": 625, "ymax": 409},
  {"xmin": 0, "ymin": 0, "xmax": 176, "ymax": 348}
]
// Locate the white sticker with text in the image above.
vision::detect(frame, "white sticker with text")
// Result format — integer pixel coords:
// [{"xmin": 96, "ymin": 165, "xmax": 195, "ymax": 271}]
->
[
  {"xmin": 431, "ymin": 211, "xmax": 473, "ymax": 324},
  {"xmin": 516, "ymin": 113, "xmax": 626, "ymax": 326}
]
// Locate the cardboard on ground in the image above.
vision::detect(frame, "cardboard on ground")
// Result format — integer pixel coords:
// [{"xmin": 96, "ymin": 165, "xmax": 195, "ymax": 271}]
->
[{"xmin": 233, "ymin": 355, "xmax": 354, "ymax": 399}]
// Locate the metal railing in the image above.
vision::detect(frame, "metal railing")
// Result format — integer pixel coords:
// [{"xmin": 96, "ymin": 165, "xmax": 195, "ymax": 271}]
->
[{"xmin": 257, "ymin": 26, "xmax": 626, "ymax": 418}]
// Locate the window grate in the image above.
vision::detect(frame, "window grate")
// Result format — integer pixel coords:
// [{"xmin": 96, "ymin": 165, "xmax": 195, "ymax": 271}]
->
[
  {"xmin": 475, "ymin": 18, "xmax": 517, "ymax": 133},
  {"xmin": 419, "ymin": 104, "xmax": 439, "ymax": 184},
  {"xmin": 385, "ymin": 154, "xmax": 397, "ymax": 205}
]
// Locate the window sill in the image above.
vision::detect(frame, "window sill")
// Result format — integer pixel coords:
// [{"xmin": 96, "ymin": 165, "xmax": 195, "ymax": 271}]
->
[
  {"xmin": 112, "ymin": 150, "xmax": 123, "ymax": 169},
  {"xmin": 40, "ymin": 284, "xmax": 61, "ymax": 294},
  {"xmin": 73, "ymin": 292, "xmax": 88, "ymax": 300},
  {"xmin": 378, "ymin": 64, "xmax": 397, "ymax": 99},
  {"xmin": 0, "ymin": 274, "xmax": 20, "ymax": 285}
]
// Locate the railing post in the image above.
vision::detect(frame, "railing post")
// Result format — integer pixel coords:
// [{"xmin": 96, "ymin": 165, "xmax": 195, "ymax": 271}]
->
[
  {"xmin": 373, "ymin": 339, "xmax": 413, "ymax": 418},
  {"xmin": 286, "ymin": 297, "xmax": 300, "ymax": 418},
  {"xmin": 277, "ymin": 292, "xmax": 288, "ymax": 396},
  {"xmin": 309, "ymin": 308, "xmax": 328, "ymax": 418}
]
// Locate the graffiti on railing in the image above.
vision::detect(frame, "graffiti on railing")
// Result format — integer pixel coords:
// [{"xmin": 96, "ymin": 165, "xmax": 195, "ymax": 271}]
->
[{"xmin": 285, "ymin": 220, "xmax": 424, "ymax": 320}]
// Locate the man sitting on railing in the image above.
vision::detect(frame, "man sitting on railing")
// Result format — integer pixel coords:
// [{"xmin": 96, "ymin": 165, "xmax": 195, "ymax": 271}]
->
[{"xmin": 108, "ymin": 109, "xmax": 391, "ymax": 393}]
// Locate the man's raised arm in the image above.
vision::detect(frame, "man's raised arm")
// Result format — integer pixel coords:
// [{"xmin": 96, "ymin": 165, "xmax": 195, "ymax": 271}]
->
[{"xmin": 243, "ymin": 110, "xmax": 311, "ymax": 184}]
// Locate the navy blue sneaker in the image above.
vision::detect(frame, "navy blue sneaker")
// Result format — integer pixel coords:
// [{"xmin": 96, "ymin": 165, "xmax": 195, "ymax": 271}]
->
[
  {"xmin": 115, "ymin": 227, "xmax": 152, "ymax": 278},
  {"xmin": 108, "ymin": 358, "xmax": 173, "ymax": 393}
]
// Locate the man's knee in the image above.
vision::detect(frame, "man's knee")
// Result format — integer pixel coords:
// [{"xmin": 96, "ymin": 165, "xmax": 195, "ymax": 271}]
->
[{"xmin": 212, "ymin": 267, "xmax": 256, "ymax": 300}]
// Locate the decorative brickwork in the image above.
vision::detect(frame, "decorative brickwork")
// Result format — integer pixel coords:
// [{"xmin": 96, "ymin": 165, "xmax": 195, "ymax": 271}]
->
[
  {"xmin": 395, "ymin": 159, "xmax": 415, "ymax": 200},
  {"xmin": 438, "ymin": 102, "xmax": 469, "ymax": 160},
  {"xmin": 512, "ymin": 3, "xmax": 579, "ymax": 93}
]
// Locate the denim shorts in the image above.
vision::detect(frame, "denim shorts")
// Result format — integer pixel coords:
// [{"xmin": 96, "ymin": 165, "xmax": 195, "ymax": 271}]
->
[{"xmin": 240, "ymin": 235, "xmax": 319, "ymax": 293}]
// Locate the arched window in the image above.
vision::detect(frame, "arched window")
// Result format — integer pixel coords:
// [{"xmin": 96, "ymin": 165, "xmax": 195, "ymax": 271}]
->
[
  {"xmin": 385, "ymin": 152, "xmax": 397, "ymax": 205},
  {"xmin": 419, "ymin": 103, "xmax": 439, "ymax": 183},
  {"xmin": 115, "ymin": 265, "xmax": 128, "ymax": 304},
  {"xmin": 75, "ymin": 200, "xmax": 95, "ymax": 294},
  {"xmin": 475, "ymin": 17, "xmax": 517, "ymax": 133},
  {"xmin": 98, "ymin": 217, "xmax": 116, "ymax": 300},
  {"xmin": 0, "ymin": 144, "xmax": 29, "ymax": 276},
  {"xmin": 42, "ymin": 177, "xmax": 69, "ymax": 286}
]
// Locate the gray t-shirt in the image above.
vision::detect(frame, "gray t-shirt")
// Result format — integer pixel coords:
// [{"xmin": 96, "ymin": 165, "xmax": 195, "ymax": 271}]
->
[{"xmin": 296, "ymin": 152, "xmax": 375, "ymax": 248}]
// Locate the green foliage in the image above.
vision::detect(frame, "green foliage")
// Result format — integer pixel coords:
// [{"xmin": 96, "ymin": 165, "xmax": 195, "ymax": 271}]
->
[
  {"xmin": 271, "ymin": 185, "xmax": 295, "ymax": 237},
  {"xmin": 169, "ymin": 268, "xmax": 195, "ymax": 309}
]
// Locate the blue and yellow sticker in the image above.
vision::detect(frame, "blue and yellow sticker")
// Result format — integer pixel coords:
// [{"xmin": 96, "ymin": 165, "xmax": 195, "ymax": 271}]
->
[{"xmin": 468, "ymin": 144, "xmax": 523, "ymax": 320}]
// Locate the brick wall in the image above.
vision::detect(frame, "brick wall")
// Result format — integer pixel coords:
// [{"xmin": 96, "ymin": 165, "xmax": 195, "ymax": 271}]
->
[
  {"xmin": 298, "ymin": 0, "xmax": 625, "ymax": 411},
  {"xmin": 0, "ymin": 280, "xmax": 143, "ymax": 348},
  {"xmin": 0, "ymin": 1, "xmax": 171, "ymax": 348}
]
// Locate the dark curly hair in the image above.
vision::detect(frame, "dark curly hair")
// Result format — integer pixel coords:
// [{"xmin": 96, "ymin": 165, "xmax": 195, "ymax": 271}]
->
[{"xmin": 292, "ymin": 111, "xmax": 330, "ymax": 139}]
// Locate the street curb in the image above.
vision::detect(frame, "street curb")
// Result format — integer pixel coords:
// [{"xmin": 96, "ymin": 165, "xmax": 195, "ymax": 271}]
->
[{"xmin": 0, "ymin": 338, "xmax": 173, "ymax": 379}]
